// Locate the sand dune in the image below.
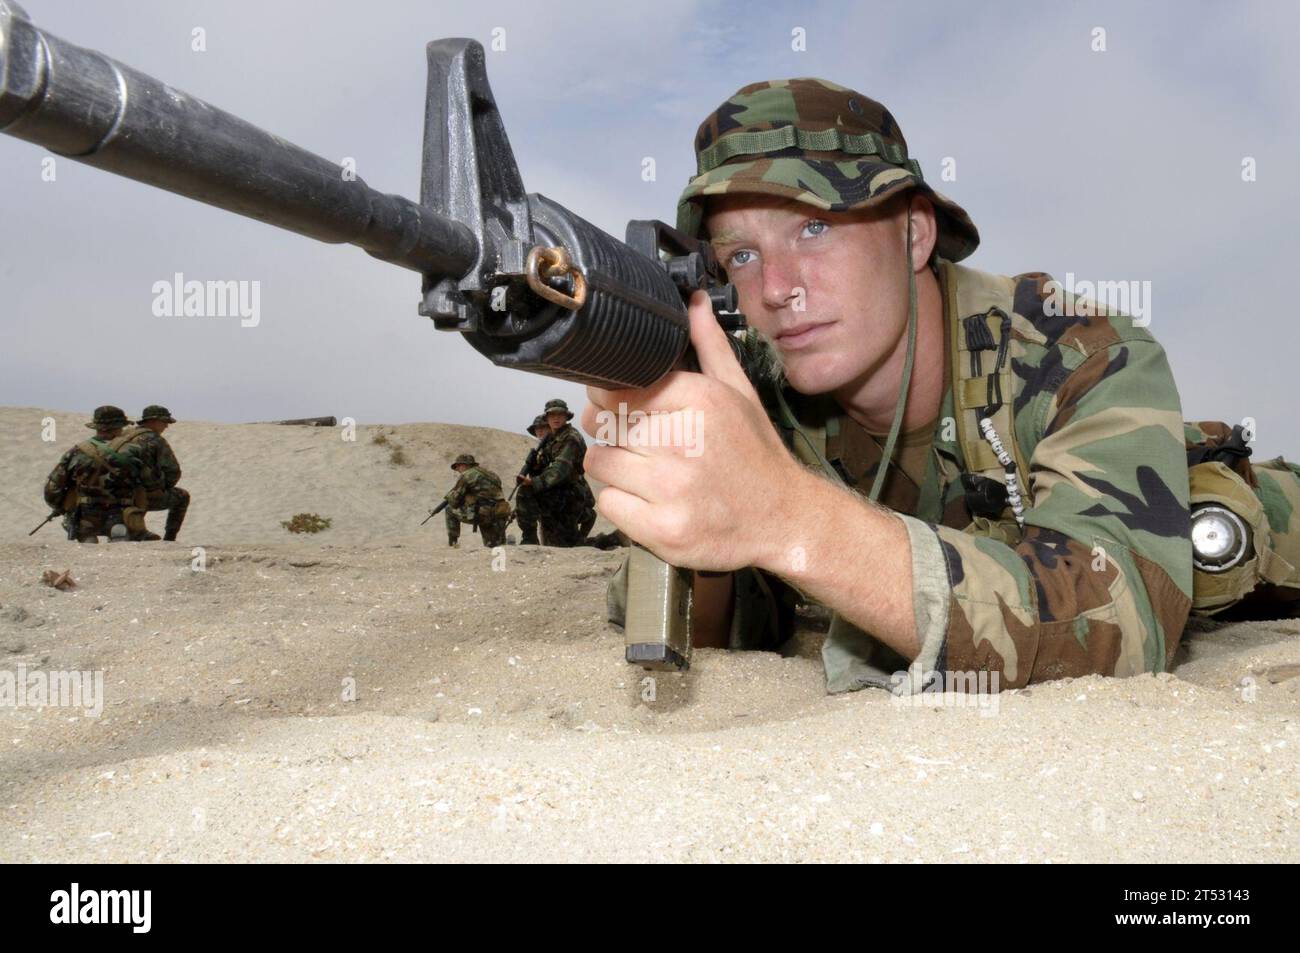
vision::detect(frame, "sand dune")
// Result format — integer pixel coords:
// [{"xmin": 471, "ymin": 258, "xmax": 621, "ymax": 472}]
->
[{"xmin": 1, "ymin": 407, "xmax": 1297, "ymax": 862}]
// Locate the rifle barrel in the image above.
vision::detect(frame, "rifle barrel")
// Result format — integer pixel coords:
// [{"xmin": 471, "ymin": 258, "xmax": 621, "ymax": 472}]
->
[
  {"xmin": 0, "ymin": 3, "xmax": 477, "ymax": 277},
  {"xmin": 28, "ymin": 511, "xmax": 57, "ymax": 535}
]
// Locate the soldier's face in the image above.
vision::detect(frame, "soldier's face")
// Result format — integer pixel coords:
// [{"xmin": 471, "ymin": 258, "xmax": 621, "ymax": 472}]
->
[
  {"xmin": 704, "ymin": 193, "xmax": 927, "ymax": 397},
  {"xmin": 546, "ymin": 412, "xmax": 567, "ymax": 431},
  {"xmin": 533, "ymin": 426, "xmax": 549, "ymax": 439}
]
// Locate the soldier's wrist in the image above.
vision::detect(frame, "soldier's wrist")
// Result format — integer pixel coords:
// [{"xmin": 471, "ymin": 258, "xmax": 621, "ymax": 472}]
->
[{"xmin": 753, "ymin": 465, "xmax": 827, "ymax": 580}]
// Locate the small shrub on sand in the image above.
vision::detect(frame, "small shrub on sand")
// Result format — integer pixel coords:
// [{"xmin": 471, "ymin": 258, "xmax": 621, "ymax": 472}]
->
[{"xmin": 282, "ymin": 513, "xmax": 332, "ymax": 534}]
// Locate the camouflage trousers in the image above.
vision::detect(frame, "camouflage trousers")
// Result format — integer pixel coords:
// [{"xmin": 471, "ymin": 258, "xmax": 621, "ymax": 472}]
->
[
  {"xmin": 144, "ymin": 486, "xmax": 190, "ymax": 541},
  {"xmin": 63, "ymin": 505, "xmax": 154, "ymax": 543},
  {"xmin": 446, "ymin": 501, "xmax": 508, "ymax": 548},
  {"xmin": 515, "ymin": 481, "xmax": 596, "ymax": 547},
  {"xmin": 513, "ymin": 483, "xmax": 542, "ymax": 544}
]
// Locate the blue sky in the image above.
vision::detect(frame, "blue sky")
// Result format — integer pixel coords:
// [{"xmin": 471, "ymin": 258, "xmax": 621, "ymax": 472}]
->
[{"xmin": 2, "ymin": 0, "xmax": 1297, "ymax": 454}]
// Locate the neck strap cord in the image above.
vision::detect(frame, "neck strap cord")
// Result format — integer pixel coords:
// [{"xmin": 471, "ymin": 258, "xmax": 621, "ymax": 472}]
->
[{"xmin": 867, "ymin": 214, "xmax": 919, "ymax": 504}]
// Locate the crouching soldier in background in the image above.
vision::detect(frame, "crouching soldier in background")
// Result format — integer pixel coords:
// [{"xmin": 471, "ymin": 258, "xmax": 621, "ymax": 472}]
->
[
  {"xmin": 43, "ymin": 405, "xmax": 152, "ymax": 542},
  {"xmin": 444, "ymin": 453, "xmax": 509, "ymax": 548},
  {"xmin": 117, "ymin": 405, "xmax": 190, "ymax": 541}
]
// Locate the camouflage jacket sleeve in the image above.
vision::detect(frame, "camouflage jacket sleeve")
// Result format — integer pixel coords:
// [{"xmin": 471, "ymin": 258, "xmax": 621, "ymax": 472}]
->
[
  {"xmin": 534, "ymin": 431, "xmax": 583, "ymax": 492},
  {"xmin": 444, "ymin": 473, "xmax": 469, "ymax": 506},
  {"xmin": 153, "ymin": 435, "xmax": 182, "ymax": 489},
  {"xmin": 132, "ymin": 432, "xmax": 181, "ymax": 491},
  {"xmin": 902, "ymin": 337, "xmax": 1194, "ymax": 690},
  {"xmin": 524, "ymin": 443, "xmax": 548, "ymax": 476},
  {"xmin": 43, "ymin": 448, "xmax": 76, "ymax": 510}
]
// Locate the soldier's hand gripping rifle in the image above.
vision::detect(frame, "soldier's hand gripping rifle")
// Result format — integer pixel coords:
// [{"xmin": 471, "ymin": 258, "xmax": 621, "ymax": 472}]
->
[
  {"xmin": 0, "ymin": 1, "xmax": 745, "ymax": 672},
  {"xmin": 508, "ymin": 446, "xmax": 541, "ymax": 504},
  {"xmin": 421, "ymin": 500, "xmax": 450, "ymax": 526}
]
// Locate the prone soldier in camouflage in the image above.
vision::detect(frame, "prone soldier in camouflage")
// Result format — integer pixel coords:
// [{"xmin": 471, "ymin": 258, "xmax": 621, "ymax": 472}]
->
[
  {"xmin": 518, "ymin": 399, "xmax": 597, "ymax": 547},
  {"xmin": 116, "ymin": 405, "xmax": 190, "ymax": 541},
  {"xmin": 444, "ymin": 453, "xmax": 509, "ymax": 548},
  {"xmin": 513, "ymin": 414, "xmax": 553, "ymax": 546},
  {"xmin": 593, "ymin": 77, "xmax": 1300, "ymax": 694},
  {"xmin": 42, "ymin": 405, "xmax": 152, "ymax": 542}
]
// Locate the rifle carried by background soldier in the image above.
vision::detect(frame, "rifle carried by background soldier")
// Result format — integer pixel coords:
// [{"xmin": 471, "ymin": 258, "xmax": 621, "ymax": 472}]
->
[
  {"xmin": 421, "ymin": 500, "xmax": 449, "ymax": 526},
  {"xmin": 514, "ymin": 450, "xmax": 542, "ymax": 498},
  {"xmin": 28, "ymin": 511, "xmax": 59, "ymax": 536},
  {"xmin": 0, "ymin": 1, "xmax": 743, "ymax": 669}
]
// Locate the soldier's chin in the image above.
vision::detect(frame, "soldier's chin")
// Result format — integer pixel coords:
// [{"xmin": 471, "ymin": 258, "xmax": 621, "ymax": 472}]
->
[{"xmin": 781, "ymin": 353, "xmax": 848, "ymax": 396}]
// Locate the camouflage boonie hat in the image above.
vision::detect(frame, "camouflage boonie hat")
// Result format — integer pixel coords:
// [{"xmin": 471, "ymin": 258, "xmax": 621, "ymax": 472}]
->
[
  {"xmin": 139, "ymin": 404, "xmax": 176, "ymax": 423},
  {"xmin": 85, "ymin": 405, "xmax": 130, "ymax": 429},
  {"xmin": 527, "ymin": 414, "xmax": 549, "ymax": 434},
  {"xmin": 451, "ymin": 453, "xmax": 477, "ymax": 470},
  {"xmin": 544, "ymin": 399, "xmax": 574, "ymax": 420},
  {"xmin": 677, "ymin": 78, "xmax": 979, "ymax": 262}
]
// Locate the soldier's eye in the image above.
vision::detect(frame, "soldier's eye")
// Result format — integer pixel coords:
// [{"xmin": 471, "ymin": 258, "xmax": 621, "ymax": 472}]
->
[
  {"xmin": 801, "ymin": 220, "xmax": 829, "ymax": 238},
  {"xmin": 728, "ymin": 249, "xmax": 756, "ymax": 268}
]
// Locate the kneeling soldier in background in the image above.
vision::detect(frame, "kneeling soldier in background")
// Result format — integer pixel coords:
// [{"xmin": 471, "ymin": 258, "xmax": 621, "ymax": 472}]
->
[
  {"xmin": 43, "ymin": 405, "xmax": 151, "ymax": 542},
  {"xmin": 514, "ymin": 414, "xmax": 552, "ymax": 546},
  {"xmin": 444, "ymin": 453, "xmax": 509, "ymax": 548},
  {"xmin": 117, "ymin": 404, "xmax": 190, "ymax": 541}
]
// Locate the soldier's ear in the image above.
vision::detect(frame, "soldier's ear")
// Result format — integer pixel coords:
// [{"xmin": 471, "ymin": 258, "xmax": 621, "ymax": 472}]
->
[{"xmin": 905, "ymin": 194, "xmax": 938, "ymax": 271}]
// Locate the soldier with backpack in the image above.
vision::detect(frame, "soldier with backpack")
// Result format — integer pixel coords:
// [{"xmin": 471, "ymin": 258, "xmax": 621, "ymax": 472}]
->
[
  {"xmin": 42, "ymin": 405, "xmax": 154, "ymax": 542},
  {"xmin": 443, "ymin": 453, "xmax": 510, "ymax": 549}
]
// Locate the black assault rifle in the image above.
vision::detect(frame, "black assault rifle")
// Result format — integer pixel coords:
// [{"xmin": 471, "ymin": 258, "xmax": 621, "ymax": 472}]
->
[{"xmin": 0, "ymin": 1, "xmax": 746, "ymax": 671}]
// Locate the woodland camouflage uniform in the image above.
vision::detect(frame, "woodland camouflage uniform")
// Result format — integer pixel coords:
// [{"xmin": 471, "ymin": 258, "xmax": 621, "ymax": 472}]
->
[
  {"xmin": 444, "ymin": 453, "xmax": 509, "ymax": 548},
  {"xmin": 609, "ymin": 77, "xmax": 1300, "ymax": 694},
  {"xmin": 513, "ymin": 414, "xmax": 552, "ymax": 546},
  {"xmin": 115, "ymin": 405, "xmax": 189, "ymax": 541},
  {"xmin": 527, "ymin": 399, "xmax": 597, "ymax": 547},
  {"xmin": 42, "ymin": 405, "xmax": 152, "ymax": 542}
]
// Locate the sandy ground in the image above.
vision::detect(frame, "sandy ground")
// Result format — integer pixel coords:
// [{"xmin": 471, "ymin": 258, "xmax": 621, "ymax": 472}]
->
[{"xmin": 1, "ymin": 407, "xmax": 1298, "ymax": 862}]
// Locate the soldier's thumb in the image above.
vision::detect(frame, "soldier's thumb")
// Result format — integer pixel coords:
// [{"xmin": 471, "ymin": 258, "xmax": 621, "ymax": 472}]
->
[{"xmin": 686, "ymin": 290, "xmax": 754, "ymax": 399}]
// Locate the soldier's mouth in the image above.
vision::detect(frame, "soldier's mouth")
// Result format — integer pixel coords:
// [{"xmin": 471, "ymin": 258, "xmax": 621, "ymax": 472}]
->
[{"xmin": 775, "ymin": 322, "xmax": 833, "ymax": 350}]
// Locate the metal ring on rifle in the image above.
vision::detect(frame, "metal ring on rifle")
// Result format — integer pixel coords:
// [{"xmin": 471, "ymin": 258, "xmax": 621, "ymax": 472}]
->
[{"xmin": 525, "ymin": 245, "xmax": 587, "ymax": 310}]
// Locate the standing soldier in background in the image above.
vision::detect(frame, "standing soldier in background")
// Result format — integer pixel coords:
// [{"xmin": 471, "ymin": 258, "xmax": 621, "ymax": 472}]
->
[
  {"xmin": 513, "ymin": 414, "xmax": 552, "ymax": 546},
  {"xmin": 519, "ymin": 399, "xmax": 596, "ymax": 547},
  {"xmin": 117, "ymin": 405, "xmax": 190, "ymax": 541},
  {"xmin": 444, "ymin": 453, "xmax": 509, "ymax": 548},
  {"xmin": 42, "ymin": 405, "xmax": 151, "ymax": 542}
]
